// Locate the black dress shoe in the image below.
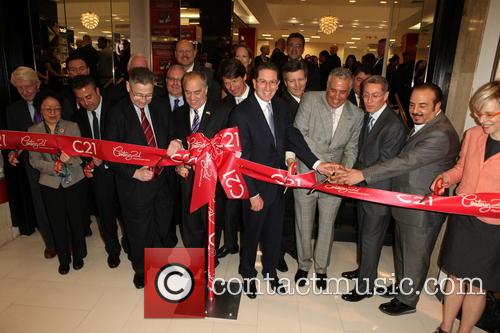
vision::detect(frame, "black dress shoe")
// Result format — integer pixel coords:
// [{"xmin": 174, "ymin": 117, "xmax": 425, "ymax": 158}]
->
[
  {"xmin": 315, "ymin": 273, "xmax": 327, "ymax": 291},
  {"xmin": 434, "ymin": 327, "xmax": 448, "ymax": 333},
  {"xmin": 44, "ymin": 248, "xmax": 57, "ymax": 259},
  {"xmin": 341, "ymin": 268, "xmax": 359, "ymax": 280},
  {"xmin": 58, "ymin": 264, "xmax": 70, "ymax": 275},
  {"xmin": 376, "ymin": 284, "xmax": 400, "ymax": 298},
  {"xmin": 216, "ymin": 246, "xmax": 238, "ymax": 259},
  {"xmin": 379, "ymin": 298, "xmax": 416, "ymax": 316},
  {"xmin": 72, "ymin": 259, "xmax": 84, "ymax": 270},
  {"xmin": 133, "ymin": 273, "xmax": 145, "ymax": 289},
  {"xmin": 268, "ymin": 278, "xmax": 285, "ymax": 295},
  {"xmin": 294, "ymin": 269, "xmax": 308, "ymax": 287},
  {"xmin": 107, "ymin": 254, "xmax": 121, "ymax": 268},
  {"xmin": 242, "ymin": 279, "xmax": 257, "ymax": 299},
  {"xmin": 276, "ymin": 257, "xmax": 288, "ymax": 272},
  {"xmin": 342, "ymin": 288, "xmax": 373, "ymax": 302}
]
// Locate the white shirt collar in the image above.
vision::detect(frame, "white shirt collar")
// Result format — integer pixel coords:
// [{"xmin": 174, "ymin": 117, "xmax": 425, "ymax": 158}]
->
[
  {"xmin": 169, "ymin": 94, "xmax": 184, "ymax": 110},
  {"xmin": 186, "ymin": 63, "xmax": 195, "ymax": 72},
  {"xmin": 288, "ymin": 91, "xmax": 301, "ymax": 103},
  {"xmin": 413, "ymin": 110, "xmax": 441, "ymax": 135},
  {"xmin": 368, "ymin": 104, "xmax": 386, "ymax": 123},
  {"xmin": 190, "ymin": 102, "xmax": 206, "ymax": 125},
  {"xmin": 254, "ymin": 92, "xmax": 272, "ymax": 112}
]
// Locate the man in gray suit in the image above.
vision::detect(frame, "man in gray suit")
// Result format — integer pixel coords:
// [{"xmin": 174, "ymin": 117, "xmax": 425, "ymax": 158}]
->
[
  {"xmin": 340, "ymin": 76, "xmax": 406, "ymax": 302},
  {"xmin": 292, "ymin": 67, "xmax": 364, "ymax": 290},
  {"xmin": 334, "ymin": 83, "xmax": 460, "ymax": 315}
]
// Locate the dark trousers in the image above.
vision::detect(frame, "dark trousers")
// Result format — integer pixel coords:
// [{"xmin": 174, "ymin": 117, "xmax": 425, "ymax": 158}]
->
[
  {"xmin": 25, "ymin": 160, "xmax": 54, "ymax": 249},
  {"xmin": 281, "ymin": 190, "xmax": 296, "ymax": 257},
  {"xmin": 239, "ymin": 194, "xmax": 284, "ymax": 279},
  {"xmin": 223, "ymin": 199, "xmax": 241, "ymax": 250},
  {"xmin": 394, "ymin": 217, "xmax": 444, "ymax": 307},
  {"xmin": 40, "ymin": 181, "xmax": 88, "ymax": 266},
  {"xmin": 117, "ymin": 178, "xmax": 173, "ymax": 274},
  {"xmin": 90, "ymin": 166, "xmax": 121, "ymax": 256},
  {"xmin": 356, "ymin": 202, "xmax": 392, "ymax": 290}
]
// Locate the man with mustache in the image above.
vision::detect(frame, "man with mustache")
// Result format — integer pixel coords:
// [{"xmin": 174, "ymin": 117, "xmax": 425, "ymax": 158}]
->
[{"xmin": 334, "ymin": 83, "xmax": 460, "ymax": 315}]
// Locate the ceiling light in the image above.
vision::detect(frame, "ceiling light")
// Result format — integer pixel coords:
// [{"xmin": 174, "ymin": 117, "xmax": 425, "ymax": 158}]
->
[
  {"xmin": 349, "ymin": 46, "xmax": 357, "ymax": 48},
  {"xmin": 264, "ymin": 37, "xmax": 274, "ymax": 40},
  {"xmin": 77, "ymin": 31, "xmax": 88, "ymax": 34},
  {"xmin": 319, "ymin": 16, "xmax": 339, "ymax": 35},
  {"xmin": 300, "ymin": 29, "xmax": 304, "ymax": 32},
  {"xmin": 365, "ymin": 26, "xmax": 370, "ymax": 28},
  {"xmin": 351, "ymin": 37, "xmax": 361, "ymax": 40},
  {"xmin": 101, "ymin": 30, "xmax": 112, "ymax": 34},
  {"xmin": 380, "ymin": 1, "xmax": 388, "ymax": 3},
  {"xmin": 300, "ymin": 23, "xmax": 304, "ymax": 26},
  {"xmin": 281, "ymin": 34, "xmax": 289, "ymax": 37},
  {"xmin": 292, "ymin": 17, "xmax": 296, "ymax": 20},
  {"xmin": 389, "ymin": 38, "xmax": 396, "ymax": 42},
  {"xmin": 261, "ymin": 33, "xmax": 272, "ymax": 37},
  {"xmin": 382, "ymin": 20, "xmax": 387, "ymax": 23},
  {"xmin": 80, "ymin": 12, "xmax": 99, "ymax": 30},
  {"xmin": 311, "ymin": 35, "xmax": 321, "ymax": 38},
  {"xmin": 349, "ymin": 0, "xmax": 357, "ymax": 2},
  {"xmin": 304, "ymin": 38, "xmax": 310, "ymax": 42},
  {"xmin": 346, "ymin": 41, "xmax": 355, "ymax": 44},
  {"xmin": 339, "ymin": 24, "xmax": 343, "ymax": 27},
  {"xmin": 233, "ymin": 33, "xmax": 239, "ymax": 36},
  {"xmin": 354, "ymin": 19, "xmax": 359, "ymax": 22},
  {"xmin": 119, "ymin": 19, "xmax": 125, "ymax": 22}
]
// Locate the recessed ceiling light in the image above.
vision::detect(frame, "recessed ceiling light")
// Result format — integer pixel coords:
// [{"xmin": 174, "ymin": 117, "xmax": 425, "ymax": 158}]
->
[
  {"xmin": 351, "ymin": 37, "xmax": 361, "ymax": 40},
  {"xmin": 349, "ymin": 46, "xmax": 357, "ymax": 48},
  {"xmin": 349, "ymin": 0, "xmax": 357, "ymax": 3},
  {"xmin": 101, "ymin": 30, "xmax": 112, "ymax": 34},
  {"xmin": 265, "ymin": 37, "xmax": 274, "ymax": 40},
  {"xmin": 378, "ymin": 26, "xmax": 384, "ymax": 29},
  {"xmin": 77, "ymin": 31, "xmax": 88, "ymax": 34},
  {"xmin": 380, "ymin": 0, "xmax": 388, "ymax": 3},
  {"xmin": 300, "ymin": 23, "xmax": 304, "ymax": 26},
  {"xmin": 281, "ymin": 34, "xmax": 289, "ymax": 37},
  {"xmin": 299, "ymin": 29, "xmax": 304, "ymax": 32},
  {"xmin": 233, "ymin": 33, "xmax": 239, "ymax": 36},
  {"xmin": 382, "ymin": 20, "xmax": 387, "ymax": 23},
  {"xmin": 292, "ymin": 17, "xmax": 296, "ymax": 20},
  {"xmin": 346, "ymin": 41, "xmax": 355, "ymax": 44},
  {"xmin": 365, "ymin": 26, "xmax": 370, "ymax": 28},
  {"xmin": 311, "ymin": 35, "xmax": 320, "ymax": 38},
  {"xmin": 304, "ymin": 38, "xmax": 310, "ymax": 42},
  {"xmin": 389, "ymin": 38, "xmax": 396, "ymax": 42},
  {"xmin": 112, "ymin": 14, "xmax": 117, "ymax": 16},
  {"xmin": 300, "ymin": 0, "xmax": 306, "ymax": 2},
  {"xmin": 261, "ymin": 33, "xmax": 272, "ymax": 37},
  {"xmin": 119, "ymin": 19, "xmax": 125, "ymax": 22},
  {"xmin": 339, "ymin": 24, "xmax": 343, "ymax": 27},
  {"xmin": 394, "ymin": 0, "xmax": 398, "ymax": 3},
  {"xmin": 354, "ymin": 19, "xmax": 359, "ymax": 22}
]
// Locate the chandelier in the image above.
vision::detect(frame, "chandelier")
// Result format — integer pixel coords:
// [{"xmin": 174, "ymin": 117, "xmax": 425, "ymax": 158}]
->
[
  {"xmin": 80, "ymin": 12, "xmax": 100, "ymax": 30},
  {"xmin": 319, "ymin": 16, "xmax": 339, "ymax": 35}
]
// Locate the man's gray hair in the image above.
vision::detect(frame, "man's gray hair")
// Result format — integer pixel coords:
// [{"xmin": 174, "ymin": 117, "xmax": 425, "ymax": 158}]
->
[
  {"xmin": 182, "ymin": 70, "xmax": 208, "ymax": 89},
  {"xmin": 362, "ymin": 75, "xmax": 389, "ymax": 92},
  {"xmin": 327, "ymin": 67, "xmax": 353, "ymax": 89},
  {"xmin": 10, "ymin": 66, "xmax": 40, "ymax": 85},
  {"xmin": 128, "ymin": 67, "xmax": 154, "ymax": 85}
]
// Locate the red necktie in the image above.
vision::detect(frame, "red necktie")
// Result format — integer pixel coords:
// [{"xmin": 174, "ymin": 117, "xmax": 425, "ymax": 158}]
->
[{"xmin": 140, "ymin": 108, "xmax": 157, "ymax": 147}]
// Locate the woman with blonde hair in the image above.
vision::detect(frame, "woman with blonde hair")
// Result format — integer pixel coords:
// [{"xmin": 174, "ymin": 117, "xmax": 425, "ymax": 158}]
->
[{"xmin": 433, "ymin": 81, "xmax": 500, "ymax": 333}]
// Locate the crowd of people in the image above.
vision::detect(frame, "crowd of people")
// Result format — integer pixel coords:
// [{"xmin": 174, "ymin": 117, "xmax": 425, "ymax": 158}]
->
[{"xmin": 3, "ymin": 31, "xmax": 499, "ymax": 333}]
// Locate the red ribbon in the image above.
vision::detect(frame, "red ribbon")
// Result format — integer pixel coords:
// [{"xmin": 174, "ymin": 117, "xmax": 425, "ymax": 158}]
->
[{"xmin": 1, "ymin": 129, "xmax": 499, "ymax": 222}]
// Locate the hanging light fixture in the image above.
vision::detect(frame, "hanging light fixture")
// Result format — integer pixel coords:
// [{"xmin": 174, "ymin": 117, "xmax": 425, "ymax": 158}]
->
[
  {"xmin": 80, "ymin": 12, "xmax": 100, "ymax": 30},
  {"xmin": 319, "ymin": 16, "xmax": 339, "ymax": 35}
]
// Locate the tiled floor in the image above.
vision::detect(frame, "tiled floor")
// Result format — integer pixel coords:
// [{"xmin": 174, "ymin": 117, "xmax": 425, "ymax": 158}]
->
[{"xmin": 0, "ymin": 221, "xmax": 485, "ymax": 333}]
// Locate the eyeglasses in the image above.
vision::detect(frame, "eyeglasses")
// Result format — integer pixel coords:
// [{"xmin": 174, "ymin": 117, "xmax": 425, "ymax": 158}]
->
[
  {"xmin": 362, "ymin": 92, "xmax": 385, "ymax": 100},
  {"xmin": 130, "ymin": 89, "xmax": 153, "ymax": 100},
  {"xmin": 473, "ymin": 111, "xmax": 500, "ymax": 120},
  {"xmin": 256, "ymin": 79, "xmax": 279, "ymax": 86},
  {"xmin": 167, "ymin": 76, "xmax": 182, "ymax": 82},
  {"xmin": 41, "ymin": 107, "xmax": 62, "ymax": 113}
]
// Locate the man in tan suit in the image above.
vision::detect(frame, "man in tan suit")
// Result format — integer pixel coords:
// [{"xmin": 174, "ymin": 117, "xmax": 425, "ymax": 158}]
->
[{"xmin": 292, "ymin": 67, "xmax": 363, "ymax": 290}]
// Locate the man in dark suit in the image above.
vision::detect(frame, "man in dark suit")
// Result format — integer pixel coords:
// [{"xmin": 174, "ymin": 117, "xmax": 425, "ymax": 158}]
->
[
  {"xmin": 270, "ymin": 38, "xmax": 287, "ymax": 72},
  {"xmin": 104, "ymin": 67, "xmax": 182, "ymax": 289},
  {"xmin": 71, "ymin": 75, "xmax": 122, "ymax": 269},
  {"xmin": 286, "ymin": 32, "xmax": 321, "ymax": 91},
  {"xmin": 74, "ymin": 35, "xmax": 99, "ymax": 75},
  {"xmin": 165, "ymin": 64, "xmax": 186, "ymax": 113},
  {"xmin": 372, "ymin": 38, "xmax": 386, "ymax": 76},
  {"xmin": 217, "ymin": 59, "xmax": 253, "ymax": 259},
  {"xmin": 275, "ymin": 59, "xmax": 308, "ymax": 273},
  {"xmin": 229, "ymin": 63, "xmax": 336, "ymax": 298},
  {"xmin": 60, "ymin": 54, "xmax": 91, "ymax": 121},
  {"xmin": 340, "ymin": 76, "xmax": 406, "ymax": 302},
  {"xmin": 173, "ymin": 71, "xmax": 229, "ymax": 248},
  {"xmin": 6, "ymin": 66, "xmax": 55, "ymax": 258},
  {"xmin": 175, "ymin": 39, "xmax": 221, "ymax": 103},
  {"xmin": 334, "ymin": 83, "xmax": 460, "ymax": 315},
  {"xmin": 348, "ymin": 65, "xmax": 372, "ymax": 109}
]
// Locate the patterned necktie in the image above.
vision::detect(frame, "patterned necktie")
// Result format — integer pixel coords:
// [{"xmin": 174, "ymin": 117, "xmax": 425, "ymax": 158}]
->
[
  {"xmin": 191, "ymin": 109, "xmax": 200, "ymax": 133},
  {"xmin": 140, "ymin": 108, "xmax": 157, "ymax": 147},
  {"xmin": 173, "ymin": 98, "xmax": 180, "ymax": 110},
  {"xmin": 265, "ymin": 102, "xmax": 276, "ymax": 141},
  {"xmin": 91, "ymin": 111, "xmax": 100, "ymax": 139},
  {"xmin": 367, "ymin": 115, "xmax": 375, "ymax": 132}
]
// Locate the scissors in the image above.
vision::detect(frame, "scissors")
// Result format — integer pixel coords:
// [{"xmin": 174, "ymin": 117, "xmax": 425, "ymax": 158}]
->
[
  {"xmin": 419, "ymin": 177, "xmax": 444, "ymax": 203},
  {"xmin": 307, "ymin": 174, "xmax": 332, "ymax": 195}
]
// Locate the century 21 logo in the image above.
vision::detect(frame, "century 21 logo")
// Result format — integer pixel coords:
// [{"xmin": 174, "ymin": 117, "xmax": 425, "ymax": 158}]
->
[{"xmin": 72, "ymin": 140, "xmax": 97, "ymax": 155}]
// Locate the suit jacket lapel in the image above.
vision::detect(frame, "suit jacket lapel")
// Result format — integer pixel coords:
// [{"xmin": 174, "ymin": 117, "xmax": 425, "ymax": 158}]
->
[
  {"xmin": 199, "ymin": 100, "xmax": 213, "ymax": 133},
  {"xmin": 22, "ymin": 101, "xmax": 35, "ymax": 126},
  {"xmin": 250, "ymin": 95, "xmax": 276, "ymax": 148},
  {"xmin": 365, "ymin": 106, "xmax": 390, "ymax": 142},
  {"xmin": 319, "ymin": 94, "xmax": 333, "ymax": 139},
  {"xmin": 407, "ymin": 112, "xmax": 443, "ymax": 144}
]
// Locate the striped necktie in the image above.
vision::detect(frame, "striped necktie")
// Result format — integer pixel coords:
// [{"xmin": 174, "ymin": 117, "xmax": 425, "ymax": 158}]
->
[
  {"xmin": 140, "ymin": 108, "xmax": 157, "ymax": 147},
  {"xmin": 191, "ymin": 109, "xmax": 200, "ymax": 133}
]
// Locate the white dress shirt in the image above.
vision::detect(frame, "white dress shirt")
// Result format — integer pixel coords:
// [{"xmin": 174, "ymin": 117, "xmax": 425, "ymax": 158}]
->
[{"xmin": 86, "ymin": 98, "xmax": 103, "ymax": 139}]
